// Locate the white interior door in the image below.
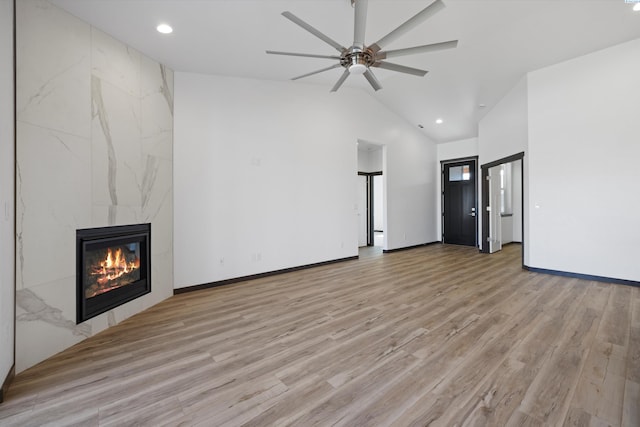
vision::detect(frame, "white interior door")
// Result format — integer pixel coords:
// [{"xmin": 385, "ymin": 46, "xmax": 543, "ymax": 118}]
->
[
  {"xmin": 357, "ymin": 175, "xmax": 367, "ymax": 247},
  {"xmin": 489, "ymin": 166, "xmax": 502, "ymax": 253}
]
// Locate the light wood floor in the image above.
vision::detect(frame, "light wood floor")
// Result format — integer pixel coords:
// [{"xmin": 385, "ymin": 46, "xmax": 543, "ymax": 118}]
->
[{"xmin": 1, "ymin": 244, "xmax": 639, "ymax": 426}]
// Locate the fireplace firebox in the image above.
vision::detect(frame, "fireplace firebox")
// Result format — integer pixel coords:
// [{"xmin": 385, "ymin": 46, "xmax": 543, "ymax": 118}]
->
[{"xmin": 76, "ymin": 223, "xmax": 151, "ymax": 323}]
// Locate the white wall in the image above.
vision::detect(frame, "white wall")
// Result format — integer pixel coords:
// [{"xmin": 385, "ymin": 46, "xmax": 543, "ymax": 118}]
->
[
  {"xmin": 437, "ymin": 137, "xmax": 478, "ymax": 163},
  {"xmin": 0, "ymin": 0, "xmax": 15, "ymax": 391},
  {"xmin": 357, "ymin": 149, "xmax": 372, "ymax": 172},
  {"xmin": 479, "ymin": 77, "xmax": 529, "ymax": 163},
  {"xmin": 527, "ymin": 38, "xmax": 640, "ymax": 282},
  {"xmin": 478, "ymin": 76, "xmax": 529, "ymax": 258},
  {"xmin": 357, "ymin": 146, "xmax": 382, "ymax": 172},
  {"xmin": 370, "ymin": 148, "xmax": 383, "ymax": 172},
  {"xmin": 174, "ymin": 73, "xmax": 437, "ymax": 288},
  {"xmin": 435, "ymin": 137, "xmax": 478, "ymax": 241}
]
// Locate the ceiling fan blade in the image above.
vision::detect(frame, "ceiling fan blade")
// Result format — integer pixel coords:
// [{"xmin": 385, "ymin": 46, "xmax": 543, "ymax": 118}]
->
[
  {"xmin": 370, "ymin": 0, "xmax": 446, "ymax": 53},
  {"xmin": 363, "ymin": 69, "xmax": 382, "ymax": 91},
  {"xmin": 372, "ymin": 61, "xmax": 428, "ymax": 77},
  {"xmin": 292, "ymin": 64, "xmax": 342, "ymax": 81},
  {"xmin": 282, "ymin": 11, "xmax": 346, "ymax": 53},
  {"xmin": 353, "ymin": 0, "xmax": 369, "ymax": 49},
  {"xmin": 377, "ymin": 40, "xmax": 458, "ymax": 60},
  {"xmin": 266, "ymin": 50, "xmax": 341, "ymax": 60},
  {"xmin": 330, "ymin": 69, "xmax": 351, "ymax": 92}
]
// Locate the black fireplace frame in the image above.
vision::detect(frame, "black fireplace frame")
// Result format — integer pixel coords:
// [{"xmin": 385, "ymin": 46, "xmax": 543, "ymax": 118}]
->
[{"xmin": 76, "ymin": 223, "xmax": 151, "ymax": 324}]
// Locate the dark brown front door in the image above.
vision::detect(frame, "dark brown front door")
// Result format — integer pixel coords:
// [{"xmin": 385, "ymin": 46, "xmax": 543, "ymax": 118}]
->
[{"xmin": 443, "ymin": 160, "xmax": 477, "ymax": 246}]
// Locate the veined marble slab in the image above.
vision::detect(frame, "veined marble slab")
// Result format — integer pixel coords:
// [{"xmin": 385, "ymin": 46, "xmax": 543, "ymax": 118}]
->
[
  {"xmin": 142, "ymin": 59, "xmax": 173, "ymax": 161},
  {"xmin": 16, "ymin": 0, "xmax": 91, "ymax": 138},
  {"xmin": 16, "ymin": 283, "xmax": 90, "ymax": 372},
  {"xmin": 91, "ymin": 27, "xmax": 140, "ymax": 98},
  {"xmin": 16, "ymin": 0, "xmax": 174, "ymax": 373},
  {"xmin": 16, "ymin": 121, "xmax": 92, "ymax": 290},
  {"xmin": 91, "ymin": 75, "xmax": 143, "ymax": 210}
]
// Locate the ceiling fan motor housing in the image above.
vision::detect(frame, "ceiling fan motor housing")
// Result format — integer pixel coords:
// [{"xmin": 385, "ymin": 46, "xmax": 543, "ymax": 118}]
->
[{"xmin": 342, "ymin": 47, "xmax": 375, "ymax": 74}]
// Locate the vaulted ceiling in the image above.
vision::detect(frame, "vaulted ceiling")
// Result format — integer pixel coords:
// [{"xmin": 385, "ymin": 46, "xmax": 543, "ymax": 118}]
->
[{"xmin": 50, "ymin": 0, "xmax": 640, "ymax": 143}]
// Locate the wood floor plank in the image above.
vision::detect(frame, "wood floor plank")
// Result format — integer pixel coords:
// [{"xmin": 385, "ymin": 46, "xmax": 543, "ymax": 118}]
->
[
  {"xmin": 286, "ymin": 350, "xmax": 420, "ymax": 427},
  {"xmin": 517, "ymin": 288, "xmax": 602, "ymax": 425},
  {"xmin": 388, "ymin": 282, "xmax": 560, "ymax": 426},
  {"xmin": 626, "ymin": 326, "xmax": 640, "ymax": 384},
  {"xmin": 451, "ymin": 287, "xmax": 585, "ymax": 426},
  {"xmin": 506, "ymin": 410, "xmax": 544, "ymax": 427},
  {"xmin": 1, "ymin": 244, "xmax": 637, "ymax": 426},
  {"xmin": 631, "ymin": 287, "xmax": 640, "ymax": 329},
  {"xmin": 346, "ymin": 274, "xmax": 560, "ymax": 426},
  {"xmin": 563, "ymin": 407, "xmax": 593, "ymax": 426},
  {"xmin": 236, "ymin": 374, "xmax": 334, "ymax": 427},
  {"xmin": 622, "ymin": 380, "xmax": 640, "ymax": 427},
  {"xmin": 598, "ymin": 285, "xmax": 632, "ymax": 347}
]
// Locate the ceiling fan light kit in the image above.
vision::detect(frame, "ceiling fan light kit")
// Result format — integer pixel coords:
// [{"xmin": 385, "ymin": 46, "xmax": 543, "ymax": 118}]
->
[
  {"xmin": 267, "ymin": 0, "xmax": 458, "ymax": 92},
  {"xmin": 349, "ymin": 63, "xmax": 367, "ymax": 75}
]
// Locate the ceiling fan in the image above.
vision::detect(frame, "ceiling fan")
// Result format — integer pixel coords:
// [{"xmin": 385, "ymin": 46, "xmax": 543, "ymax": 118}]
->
[{"xmin": 266, "ymin": 0, "xmax": 458, "ymax": 92}]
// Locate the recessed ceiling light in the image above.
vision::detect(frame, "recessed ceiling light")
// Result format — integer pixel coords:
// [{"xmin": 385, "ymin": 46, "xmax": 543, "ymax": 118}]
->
[
  {"xmin": 435, "ymin": 118, "xmax": 443, "ymax": 124},
  {"xmin": 156, "ymin": 24, "xmax": 173, "ymax": 34},
  {"xmin": 478, "ymin": 103, "xmax": 486, "ymax": 108},
  {"xmin": 634, "ymin": 3, "xmax": 640, "ymax": 11}
]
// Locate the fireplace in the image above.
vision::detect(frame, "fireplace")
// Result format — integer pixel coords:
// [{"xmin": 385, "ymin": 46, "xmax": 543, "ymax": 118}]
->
[{"xmin": 76, "ymin": 224, "xmax": 151, "ymax": 323}]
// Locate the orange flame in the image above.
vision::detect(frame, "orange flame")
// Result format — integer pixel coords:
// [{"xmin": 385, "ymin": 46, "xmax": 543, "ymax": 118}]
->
[
  {"xmin": 94, "ymin": 248, "xmax": 139, "ymax": 282},
  {"xmin": 86, "ymin": 246, "xmax": 141, "ymax": 298}
]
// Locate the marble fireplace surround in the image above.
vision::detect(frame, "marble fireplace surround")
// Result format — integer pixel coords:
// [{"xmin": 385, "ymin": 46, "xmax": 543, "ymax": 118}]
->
[{"xmin": 16, "ymin": 0, "xmax": 174, "ymax": 372}]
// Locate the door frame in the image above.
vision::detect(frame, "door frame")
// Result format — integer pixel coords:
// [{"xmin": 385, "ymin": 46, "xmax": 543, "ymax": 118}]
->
[
  {"xmin": 441, "ymin": 156, "xmax": 478, "ymax": 247},
  {"xmin": 480, "ymin": 152, "xmax": 525, "ymax": 262},
  {"xmin": 358, "ymin": 171, "xmax": 382, "ymax": 246}
]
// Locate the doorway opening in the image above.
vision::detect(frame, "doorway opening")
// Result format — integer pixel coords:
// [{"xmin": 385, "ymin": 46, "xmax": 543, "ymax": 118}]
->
[
  {"xmin": 441, "ymin": 157, "xmax": 478, "ymax": 247},
  {"xmin": 480, "ymin": 152, "xmax": 525, "ymax": 263},
  {"xmin": 357, "ymin": 172, "xmax": 383, "ymax": 247},
  {"xmin": 357, "ymin": 142, "xmax": 384, "ymax": 248}
]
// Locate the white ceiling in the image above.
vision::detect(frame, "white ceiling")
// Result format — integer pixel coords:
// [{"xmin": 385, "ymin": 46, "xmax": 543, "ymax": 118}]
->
[{"xmin": 50, "ymin": 0, "xmax": 640, "ymax": 143}]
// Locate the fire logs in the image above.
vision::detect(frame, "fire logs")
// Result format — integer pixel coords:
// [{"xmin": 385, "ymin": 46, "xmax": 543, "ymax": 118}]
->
[{"xmin": 84, "ymin": 246, "xmax": 141, "ymax": 298}]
